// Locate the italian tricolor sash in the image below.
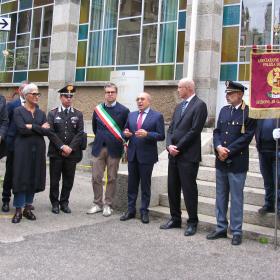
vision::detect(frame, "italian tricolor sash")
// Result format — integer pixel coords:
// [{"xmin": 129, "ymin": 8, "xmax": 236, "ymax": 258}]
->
[{"xmin": 95, "ymin": 104, "xmax": 125, "ymax": 143}]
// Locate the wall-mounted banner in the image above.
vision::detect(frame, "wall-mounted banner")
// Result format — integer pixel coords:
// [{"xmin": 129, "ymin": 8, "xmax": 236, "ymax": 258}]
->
[{"xmin": 250, "ymin": 52, "xmax": 280, "ymax": 119}]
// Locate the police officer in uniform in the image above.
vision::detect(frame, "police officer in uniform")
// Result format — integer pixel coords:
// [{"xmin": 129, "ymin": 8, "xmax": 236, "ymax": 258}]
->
[
  {"xmin": 206, "ymin": 81, "xmax": 256, "ymax": 245},
  {"xmin": 47, "ymin": 85, "xmax": 84, "ymax": 214}
]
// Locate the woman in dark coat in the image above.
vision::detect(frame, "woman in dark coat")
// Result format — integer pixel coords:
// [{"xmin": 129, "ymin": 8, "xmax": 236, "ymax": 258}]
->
[{"xmin": 12, "ymin": 83, "xmax": 50, "ymax": 223}]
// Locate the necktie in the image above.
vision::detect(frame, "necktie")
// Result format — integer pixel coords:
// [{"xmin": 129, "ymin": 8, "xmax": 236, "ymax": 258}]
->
[
  {"xmin": 64, "ymin": 108, "xmax": 68, "ymax": 115},
  {"xmin": 137, "ymin": 112, "xmax": 144, "ymax": 130},
  {"xmin": 181, "ymin": 100, "xmax": 188, "ymax": 116},
  {"xmin": 231, "ymin": 106, "xmax": 236, "ymax": 116}
]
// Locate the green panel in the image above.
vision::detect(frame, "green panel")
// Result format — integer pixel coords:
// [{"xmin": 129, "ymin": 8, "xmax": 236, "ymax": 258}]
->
[
  {"xmin": 223, "ymin": 6, "xmax": 240, "ymax": 26},
  {"xmin": 0, "ymin": 72, "xmax": 12, "ymax": 83},
  {"xmin": 75, "ymin": 68, "xmax": 85, "ymax": 82},
  {"xmin": 78, "ymin": 25, "xmax": 88, "ymax": 40},
  {"xmin": 28, "ymin": 70, "xmax": 48, "ymax": 82},
  {"xmin": 239, "ymin": 64, "xmax": 250, "ymax": 81},
  {"xmin": 177, "ymin": 31, "xmax": 185, "ymax": 62},
  {"xmin": 86, "ymin": 68, "xmax": 113, "ymax": 81},
  {"xmin": 221, "ymin": 27, "xmax": 239, "ymax": 62},
  {"xmin": 1, "ymin": 1, "xmax": 18, "ymax": 14},
  {"xmin": 220, "ymin": 64, "xmax": 237, "ymax": 81},
  {"xmin": 20, "ymin": 0, "xmax": 32, "ymax": 10},
  {"xmin": 140, "ymin": 65, "xmax": 174, "ymax": 80},
  {"xmin": 76, "ymin": 41, "xmax": 87, "ymax": 67},
  {"xmin": 80, "ymin": 0, "xmax": 90, "ymax": 23},
  {"xmin": 13, "ymin": 71, "xmax": 27, "ymax": 83}
]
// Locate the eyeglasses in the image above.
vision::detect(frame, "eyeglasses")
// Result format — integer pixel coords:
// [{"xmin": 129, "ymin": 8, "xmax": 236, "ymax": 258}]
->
[
  {"xmin": 105, "ymin": 91, "xmax": 116, "ymax": 94},
  {"xmin": 136, "ymin": 97, "xmax": 146, "ymax": 101},
  {"xmin": 61, "ymin": 94, "xmax": 73, "ymax": 99},
  {"xmin": 28, "ymin": 92, "xmax": 41, "ymax": 97}
]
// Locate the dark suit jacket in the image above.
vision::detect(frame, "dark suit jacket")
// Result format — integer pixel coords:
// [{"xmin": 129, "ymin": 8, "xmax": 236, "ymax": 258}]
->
[
  {"xmin": 92, "ymin": 102, "xmax": 129, "ymax": 158},
  {"xmin": 125, "ymin": 109, "xmax": 165, "ymax": 164},
  {"xmin": 167, "ymin": 95, "xmax": 208, "ymax": 162},
  {"xmin": 0, "ymin": 95, "xmax": 9, "ymax": 158}
]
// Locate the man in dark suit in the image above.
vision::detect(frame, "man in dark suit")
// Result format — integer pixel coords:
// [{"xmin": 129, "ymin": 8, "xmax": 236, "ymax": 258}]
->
[
  {"xmin": 206, "ymin": 81, "xmax": 256, "ymax": 246},
  {"xmin": 87, "ymin": 83, "xmax": 129, "ymax": 217},
  {"xmin": 47, "ymin": 84, "xmax": 84, "ymax": 214},
  {"xmin": 255, "ymin": 119, "xmax": 280, "ymax": 215},
  {"xmin": 2, "ymin": 81, "xmax": 28, "ymax": 212},
  {"xmin": 160, "ymin": 78, "xmax": 208, "ymax": 236},
  {"xmin": 0, "ymin": 94, "xmax": 8, "ymax": 159},
  {"xmin": 120, "ymin": 92, "xmax": 165, "ymax": 223}
]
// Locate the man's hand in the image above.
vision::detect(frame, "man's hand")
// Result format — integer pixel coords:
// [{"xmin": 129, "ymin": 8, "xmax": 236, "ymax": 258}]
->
[
  {"xmin": 26, "ymin": 124, "xmax": 32, "ymax": 129},
  {"xmin": 168, "ymin": 145, "xmax": 180, "ymax": 157},
  {"xmin": 61, "ymin": 145, "xmax": 72, "ymax": 156},
  {"xmin": 217, "ymin": 146, "xmax": 230, "ymax": 161},
  {"xmin": 42, "ymin": 122, "xmax": 50, "ymax": 129},
  {"xmin": 123, "ymin": 128, "xmax": 133, "ymax": 138},
  {"xmin": 135, "ymin": 129, "xmax": 148, "ymax": 138}
]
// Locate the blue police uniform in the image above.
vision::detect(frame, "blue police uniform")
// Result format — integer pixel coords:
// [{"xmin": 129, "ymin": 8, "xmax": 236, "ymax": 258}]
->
[{"xmin": 213, "ymin": 87, "xmax": 256, "ymax": 238}]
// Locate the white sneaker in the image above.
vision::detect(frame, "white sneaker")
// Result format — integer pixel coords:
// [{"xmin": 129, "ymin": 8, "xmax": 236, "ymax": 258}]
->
[
  {"xmin": 87, "ymin": 204, "xmax": 102, "ymax": 214},
  {"xmin": 103, "ymin": 205, "xmax": 113, "ymax": 217}
]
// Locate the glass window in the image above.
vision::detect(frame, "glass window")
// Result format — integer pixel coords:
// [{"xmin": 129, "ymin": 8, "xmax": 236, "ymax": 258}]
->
[
  {"xmin": 42, "ymin": 6, "xmax": 53, "ymax": 37},
  {"xmin": 178, "ymin": 11, "xmax": 186, "ymax": 29},
  {"xmin": 8, "ymin": 13, "xmax": 17, "ymax": 41},
  {"xmin": 28, "ymin": 70, "xmax": 48, "ymax": 82},
  {"xmin": 117, "ymin": 36, "xmax": 140, "ymax": 65},
  {"xmin": 104, "ymin": 0, "xmax": 118, "ymax": 28},
  {"xmin": 140, "ymin": 65, "xmax": 174, "ymax": 80},
  {"xmin": 20, "ymin": 0, "xmax": 33, "ymax": 10},
  {"xmin": 144, "ymin": 0, "xmax": 159, "ymax": 24},
  {"xmin": 224, "ymin": 0, "xmax": 240, "ymax": 4},
  {"xmin": 88, "ymin": 32, "xmax": 102, "ymax": 66},
  {"xmin": 177, "ymin": 31, "xmax": 185, "ymax": 62},
  {"xmin": 141, "ymin": 25, "xmax": 157, "ymax": 64},
  {"xmin": 17, "ymin": 10, "xmax": 32, "ymax": 34},
  {"xmin": 120, "ymin": 0, "xmax": 142, "ymax": 18},
  {"xmin": 86, "ymin": 67, "xmax": 113, "ymax": 81},
  {"xmin": 40, "ymin": 37, "xmax": 51, "ymax": 68},
  {"xmin": 77, "ymin": 41, "xmax": 87, "ymax": 67},
  {"xmin": 220, "ymin": 64, "xmax": 237, "ymax": 81},
  {"xmin": 76, "ymin": 68, "xmax": 85, "ymax": 81},
  {"xmin": 102, "ymin": 29, "xmax": 116, "ymax": 65},
  {"xmin": 16, "ymin": 34, "xmax": 30, "ymax": 47},
  {"xmin": 15, "ymin": 48, "xmax": 29, "ymax": 70},
  {"xmin": 13, "ymin": 71, "xmax": 28, "ymax": 83},
  {"xmin": 80, "ymin": 0, "xmax": 90, "ymax": 24},
  {"xmin": 161, "ymin": 0, "xmax": 178, "ymax": 22},
  {"xmin": 239, "ymin": 64, "xmax": 250, "ymax": 81},
  {"xmin": 79, "ymin": 25, "xmax": 88, "ymax": 40},
  {"xmin": 159, "ymin": 22, "xmax": 176, "ymax": 63},
  {"xmin": 34, "ymin": 0, "xmax": 54, "ymax": 7},
  {"xmin": 223, "ymin": 5, "xmax": 240, "ymax": 26},
  {"xmin": 221, "ymin": 27, "xmax": 239, "ymax": 62},
  {"xmin": 90, "ymin": 0, "xmax": 103, "ymax": 30},
  {"xmin": 273, "ymin": 0, "xmax": 280, "ymax": 44},
  {"xmin": 29, "ymin": 39, "xmax": 40, "ymax": 69},
  {"xmin": 118, "ymin": 18, "xmax": 141, "ymax": 35},
  {"xmin": 32, "ymin": 8, "xmax": 42, "ymax": 38}
]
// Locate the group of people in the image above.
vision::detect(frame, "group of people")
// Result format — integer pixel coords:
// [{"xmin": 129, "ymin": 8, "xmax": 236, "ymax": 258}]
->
[{"xmin": 0, "ymin": 78, "xmax": 279, "ymax": 247}]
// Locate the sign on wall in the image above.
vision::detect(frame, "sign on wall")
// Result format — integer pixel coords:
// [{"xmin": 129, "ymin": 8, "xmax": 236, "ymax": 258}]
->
[{"xmin": 0, "ymin": 17, "xmax": 11, "ymax": 31}]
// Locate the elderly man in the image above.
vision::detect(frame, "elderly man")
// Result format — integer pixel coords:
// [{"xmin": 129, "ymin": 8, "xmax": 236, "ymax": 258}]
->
[
  {"xmin": 2, "ymin": 81, "xmax": 28, "ymax": 212},
  {"xmin": 87, "ymin": 83, "xmax": 129, "ymax": 217},
  {"xmin": 160, "ymin": 78, "xmax": 208, "ymax": 236},
  {"xmin": 120, "ymin": 92, "xmax": 165, "ymax": 223},
  {"xmin": 206, "ymin": 81, "xmax": 256, "ymax": 246},
  {"xmin": 47, "ymin": 85, "xmax": 84, "ymax": 214}
]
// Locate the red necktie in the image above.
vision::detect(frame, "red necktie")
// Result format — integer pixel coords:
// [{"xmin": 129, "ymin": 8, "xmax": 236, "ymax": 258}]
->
[{"xmin": 137, "ymin": 112, "xmax": 143, "ymax": 130}]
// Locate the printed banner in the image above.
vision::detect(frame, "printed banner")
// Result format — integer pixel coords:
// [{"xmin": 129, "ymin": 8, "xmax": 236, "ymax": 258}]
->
[{"xmin": 250, "ymin": 52, "xmax": 280, "ymax": 118}]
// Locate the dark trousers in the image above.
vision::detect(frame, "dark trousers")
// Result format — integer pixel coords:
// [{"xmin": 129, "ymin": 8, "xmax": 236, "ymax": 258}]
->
[
  {"xmin": 168, "ymin": 158, "xmax": 199, "ymax": 225},
  {"xmin": 127, "ymin": 160, "xmax": 154, "ymax": 215},
  {"xmin": 259, "ymin": 151, "xmax": 280, "ymax": 210},
  {"xmin": 2, "ymin": 150, "xmax": 14, "ymax": 203},
  {"xmin": 49, "ymin": 157, "xmax": 77, "ymax": 206}
]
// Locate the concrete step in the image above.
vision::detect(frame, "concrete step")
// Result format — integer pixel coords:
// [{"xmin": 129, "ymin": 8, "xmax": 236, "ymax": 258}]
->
[
  {"xmin": 249, "ymin": 145, "xmax": 259, "ymax": 159},
  {"xmin": 159, "ymin": 193, "xmax": 279, "ymax": 229},
  {"xmin": 197, "ymin": 166, "xmax": 264, "ymax": 189},
  {"xmin": 197, "ymin": 180, "xmax": 264, "ymax": 206},
  {"xmin": 201, "ymin": 154, "xmax": 260, "ymax": 173},
  {"xmin": 149, "ymin": 205, "xmax": 280, "ymax": 243}
]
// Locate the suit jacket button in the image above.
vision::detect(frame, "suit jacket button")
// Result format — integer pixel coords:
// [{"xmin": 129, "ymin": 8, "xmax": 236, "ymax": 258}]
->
[{"xmin": 224, "ymin": 141, "xmax": 227, "ymax": 144}]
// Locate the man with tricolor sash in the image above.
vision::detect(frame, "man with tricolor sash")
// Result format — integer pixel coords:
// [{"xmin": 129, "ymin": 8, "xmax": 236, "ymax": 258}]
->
[{"xmin": 87, "ymin": 82, "xmax": 129, "ymax": 217}]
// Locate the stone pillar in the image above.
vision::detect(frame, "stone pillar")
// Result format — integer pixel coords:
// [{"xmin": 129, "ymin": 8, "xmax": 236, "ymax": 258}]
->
[
  {"xmin": 47, "ymin": 0, "xmax": 80, "ymax": 111},
  {"xmin": 184, "ymin": 0, "xmax": 223, "ymax": 126}
]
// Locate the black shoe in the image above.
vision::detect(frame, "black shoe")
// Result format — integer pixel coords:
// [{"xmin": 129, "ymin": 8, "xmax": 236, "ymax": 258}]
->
[
  {"xmin": 23, "ymin": 208, "xmax": 36, "ymax": 221},
  {"xmin": 12, "ymin": 209, "xmax": 22, "ymax": 224},
  {"xmin": 141, "ymin": 213, "xmax": 149, "ymax": 224},
  {"xmin": 232, "ymin": 235, "xmax": 242, "ymax": 246},
  {"xmin": 258, "ymin": 205, "xmax": 275, "ymax": 214},
  {"xmin": 60, "ymin": 205, "xmax": 71, "ymax": 214},
  {"xmin": 120, "ymin": 211, "xmax": 135, "ymax": 221},
  {"xmin": 30, "ymin": 205, "xmax": 35, "ymax": 211},
  {"xmin": 2, "ymin": 202, "xmax": 9, "ymax": 212},
  {"xmin": 160, "ymin": 219, "xmax": 181, "ymax": 229},
  {"xmin": 206, "ymin": 230, "xmax": 227, "ymax": 240},
  {"xmin": 52, "ymin": 204, "xmax": 60, "ymax": 214},
  {"xmin": 184, "ymin": 224, "xmax": 197, "ymax": 236}
]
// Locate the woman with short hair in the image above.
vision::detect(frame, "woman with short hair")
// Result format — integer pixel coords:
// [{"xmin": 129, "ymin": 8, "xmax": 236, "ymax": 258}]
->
[{"xmin": 12, "ymin": 83, "xmax": 50, "ymax": 223}]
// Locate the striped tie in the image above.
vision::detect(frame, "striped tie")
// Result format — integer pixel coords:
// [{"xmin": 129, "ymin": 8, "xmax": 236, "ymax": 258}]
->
[{"xmin": 181, "ymin": 100, "xmax": 188, "ymax": 116}]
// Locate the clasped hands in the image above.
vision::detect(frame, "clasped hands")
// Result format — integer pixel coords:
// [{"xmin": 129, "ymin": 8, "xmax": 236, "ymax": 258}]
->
[
  {"xmin": 61, "ymin": 145, "xmax": 72, "ymax": 157},
  {"xmin": 123, "ymin": 128, "xmax": 148, "ymax": 138},
  {"xmin": 168, "ymin": 145, "xmax": 180, "ymax": 157},
  {"xmin": 25, "ymin": 122, "xmax": 50, "ymax": 130},
  {"xmin": 216, "ymin": 146, "xmax": 230, "ymax": 161}
]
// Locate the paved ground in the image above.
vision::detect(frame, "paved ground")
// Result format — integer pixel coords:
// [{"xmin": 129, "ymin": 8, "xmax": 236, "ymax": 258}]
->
[{"xmin": 0, "ymin": 167, "xmax": 279, "ymax": 280}]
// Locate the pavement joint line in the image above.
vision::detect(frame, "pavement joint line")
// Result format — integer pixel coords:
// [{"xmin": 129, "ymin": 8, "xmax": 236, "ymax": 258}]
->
[{"xmin": 0, "ymin": 214, "xmax": 13, "ymax": 218}]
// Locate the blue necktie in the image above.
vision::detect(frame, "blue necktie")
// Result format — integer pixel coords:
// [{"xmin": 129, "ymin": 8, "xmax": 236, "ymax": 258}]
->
[{"xmin": 181, "ymin": 100, "xmax": 188, "ymax": 116}]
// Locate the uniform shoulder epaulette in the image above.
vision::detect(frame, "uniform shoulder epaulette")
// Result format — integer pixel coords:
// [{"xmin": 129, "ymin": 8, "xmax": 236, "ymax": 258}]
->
[{"xmin": 51, "ymin": 107, "xmax": 58, "ymax": 112}]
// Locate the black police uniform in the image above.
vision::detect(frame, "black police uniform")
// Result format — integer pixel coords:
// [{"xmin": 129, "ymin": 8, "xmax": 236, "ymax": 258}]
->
[{"xmin": 47, "ymin": 86, "xmax": 84, "ymax": 211}]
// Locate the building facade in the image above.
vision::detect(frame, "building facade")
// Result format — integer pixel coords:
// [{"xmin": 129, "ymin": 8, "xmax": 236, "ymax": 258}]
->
[{"xmin": 0, "ymin": 0, "xmax": 279, "ymax": 122}]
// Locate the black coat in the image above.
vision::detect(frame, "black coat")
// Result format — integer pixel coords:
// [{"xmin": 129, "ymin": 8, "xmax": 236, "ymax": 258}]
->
[
  {"xmin": 0, "ymin": 95, "xmax": 9, "ymax": 159},
  {"xmin": 166, "ymin": 95, "xmax": 208, "ymax": 162},
  {"xmin": 47, "ymin": 106, "xmax": 84, "ymax": 162},
  {"xmin": 13, "ymin": 106, "xmax": 50, "ymax": 194}
]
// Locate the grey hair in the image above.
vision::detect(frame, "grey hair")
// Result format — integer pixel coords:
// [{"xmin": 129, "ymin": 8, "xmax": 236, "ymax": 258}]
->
[
  {"xmin": 22, "ymin": 83, "xmax": 38, "ymax": 96},
  {"xmin": 104, "ymin": 82, "xmax": 118, "ymax": 93}
]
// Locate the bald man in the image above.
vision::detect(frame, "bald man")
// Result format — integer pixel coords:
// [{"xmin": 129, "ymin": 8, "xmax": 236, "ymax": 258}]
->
[
  {"xmin": 160, "ymin": 78, "xmax": 208, "ymax": 236},
  {"xmin": 120, "ymin": 92, "xmax": 165, "ymax": 224}
]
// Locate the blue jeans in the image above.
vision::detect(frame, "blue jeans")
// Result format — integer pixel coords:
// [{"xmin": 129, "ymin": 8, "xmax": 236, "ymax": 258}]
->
[
  {"xmin": 215, "ymin": 169, "xmax": 247, "ymax": 235},
  {"xmin": 13, "ymin": 192, "xmax": 34, "ymax": 208},
  {"xmin": 258, "ymin": 151, "xmax": 280, "ymax": 210}
]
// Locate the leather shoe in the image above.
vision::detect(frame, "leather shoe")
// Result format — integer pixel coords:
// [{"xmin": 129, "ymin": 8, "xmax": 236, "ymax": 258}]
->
[
  {"xmin": 120, "ymin": 211, "xmax": 135, "ymax": 221},
  {"xmin": 258, "ymin": 205, "xmax": 274, "ymax": 214},
  {"xmin": 2, "ymin": 202, "xmax": 9, "ymax": 212},
  {"xmin": 60, "ymin": 205, "xmax": 71, "ymax": 214},
  {"xmin": 184, "ymin": 224, "xmax": 197, "ymax": 236},
  {"xmin": 141, "ymin": 213, "xmax": 149, "ymax": 224},
  {"xmin": 23, "ymin": 208, "xmax": 36, "ymax": 220},
  {"xmin": 231, "ymin": 235, "xmax": 242, "ymax": 246},
  {"xmin": 12, "ymin": 210, "xmax": 22, "ymax": 224},
  {"xmin": 206, "ymin": 230, "xmax": 227, "ymax": 240},
  {"xmin": 52, "ymin": 204, "xmax": 60, "ymax": 214},
  {"xmin": 160, "ymin": 219, "xmax": 181, "ymax": 229}
]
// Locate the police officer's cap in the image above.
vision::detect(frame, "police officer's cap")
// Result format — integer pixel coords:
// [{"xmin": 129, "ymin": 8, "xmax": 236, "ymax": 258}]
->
[
  {"xmin": 225, "ymin": 81, "xmax": 247, "ymax": 94},
  {"xmin": 58, "ymin": 84, "xmax": 76, "ymax": 96}
]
